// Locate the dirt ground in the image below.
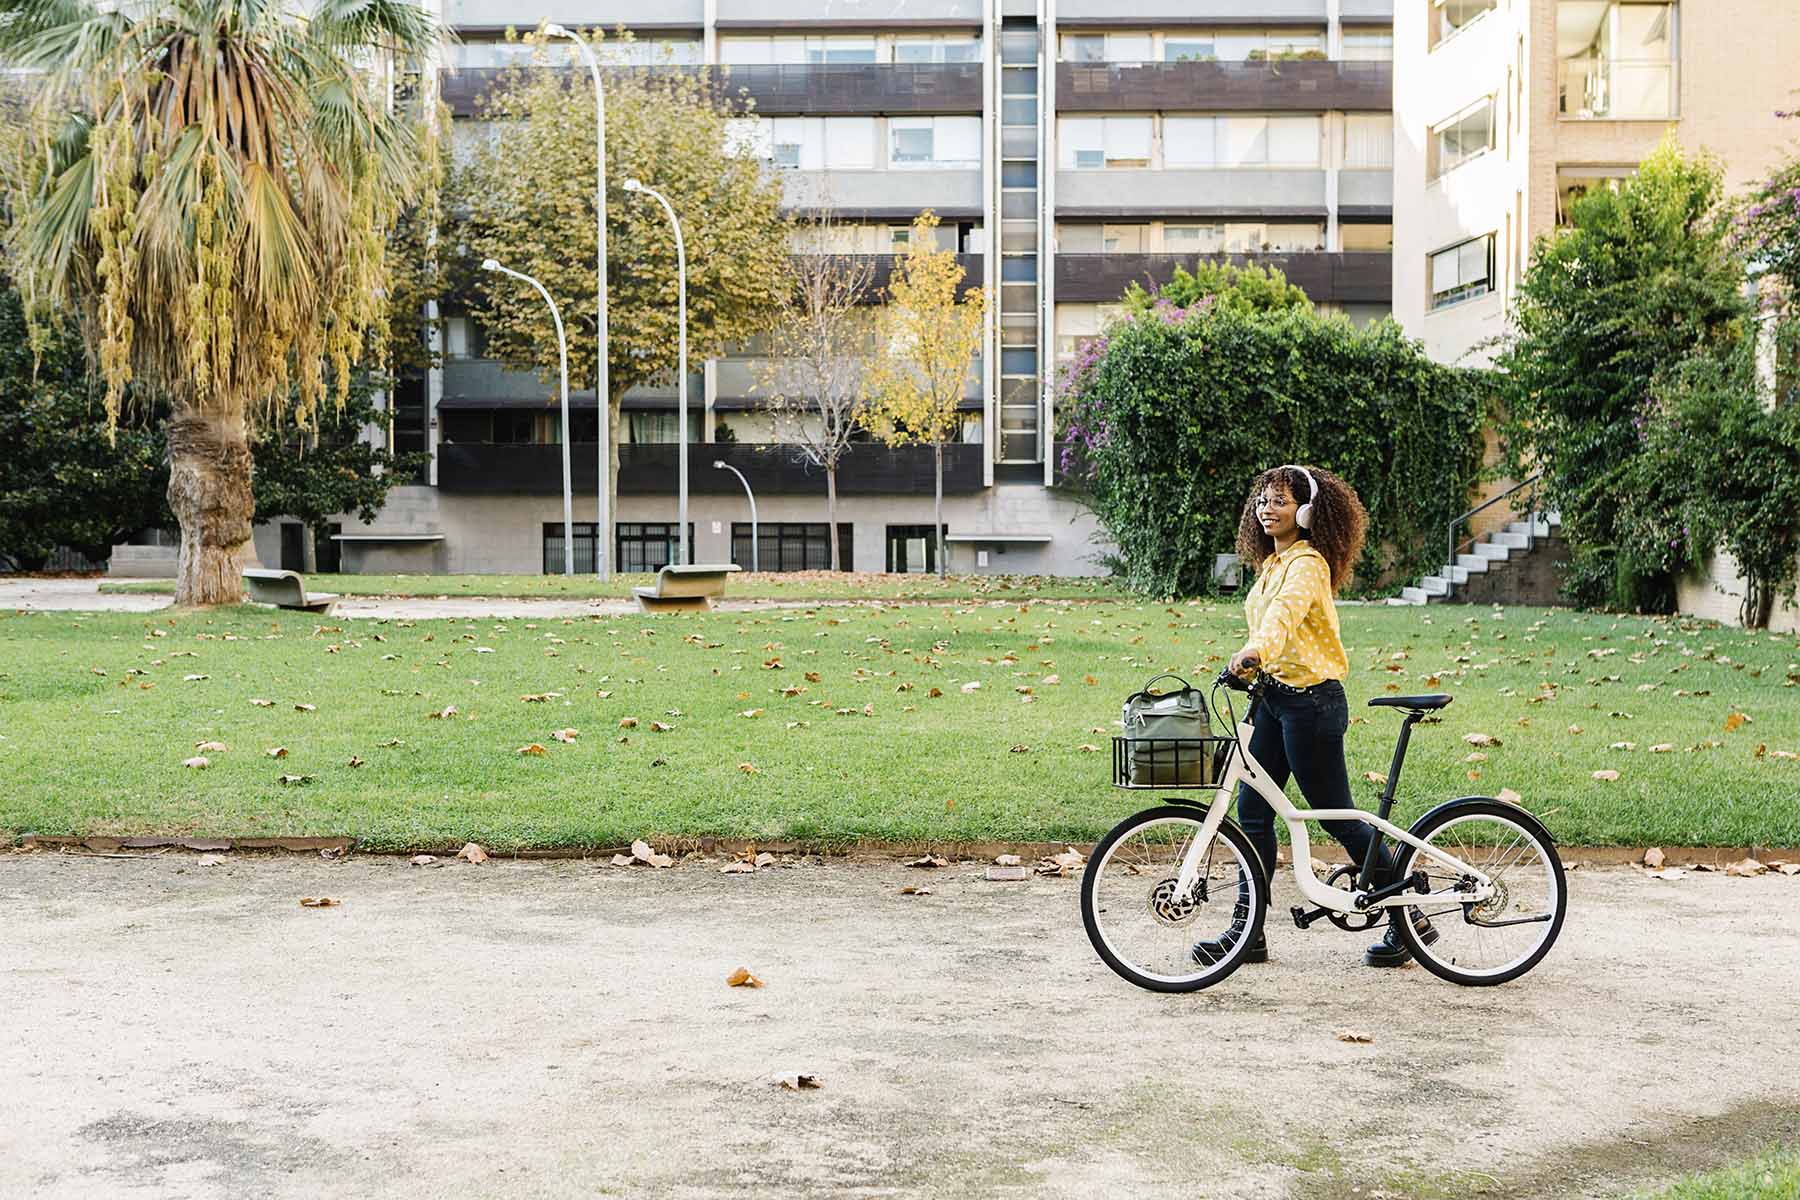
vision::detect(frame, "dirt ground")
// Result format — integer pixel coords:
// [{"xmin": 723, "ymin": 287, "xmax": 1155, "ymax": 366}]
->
[{"xmin": 1, "ymin": 851, "xmax": 1796, "ymax": 1200}]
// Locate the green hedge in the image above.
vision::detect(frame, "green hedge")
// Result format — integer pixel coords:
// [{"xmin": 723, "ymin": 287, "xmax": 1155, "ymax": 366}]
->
[{"xmin": 1059, "ymin": 303, "xmax": 1487, "ymax": 597}]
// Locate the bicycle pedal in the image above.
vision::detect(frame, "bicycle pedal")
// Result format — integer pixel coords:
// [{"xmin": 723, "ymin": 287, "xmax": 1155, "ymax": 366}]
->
[{"xmin": 1290, "ymin": 905, "xmax": 1315, "ymax": 930}]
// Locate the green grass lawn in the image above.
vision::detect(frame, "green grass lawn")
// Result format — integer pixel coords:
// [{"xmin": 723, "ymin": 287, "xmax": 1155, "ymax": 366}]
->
[
  {"xmin": 2, "ymin": 602, "xmax": 1796, "ymax": 850},
  {"xmin": 97, "ymin": 571, "xmax": 1132, "ymax": 602},
  {"xmin": 1637, "ymin": 1148, "xmax": 1800, "ymax": 1199}
]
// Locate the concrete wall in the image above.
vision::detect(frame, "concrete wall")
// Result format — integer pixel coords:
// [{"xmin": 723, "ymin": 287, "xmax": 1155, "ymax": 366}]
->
[
  {"xmin": 445, "ymin": 0, "xmax": 699, "ymax": 27},
  {"xmin": 784, "ymin": 169, "xmax": 982, "ymax": 214},
  {"xmin": 328, "ymin": 483, "xmax": 1109, "ymax": 576},
  {"xmin": 1447, "ymin": 533, "xmax": 1568, "ymax": 607},
  {"xmin": 1057, "ymin": 0, "xmax": 1326, "ymax": 19},
  {"xmin": 1057, "ymin": 169, "xmax": 1328, "ymax": 214},
  {"xmin": 1677, "ymin": 551, "xmax": 1800, "ymax": 634}
]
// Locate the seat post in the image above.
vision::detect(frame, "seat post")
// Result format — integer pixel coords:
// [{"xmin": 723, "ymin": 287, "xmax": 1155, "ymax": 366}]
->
[{"xmin": 1376, "ymin": 716, "xmax": 1420, "ymax": 820}]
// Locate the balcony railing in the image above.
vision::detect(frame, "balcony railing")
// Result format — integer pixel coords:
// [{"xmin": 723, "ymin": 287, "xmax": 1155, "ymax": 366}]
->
[
  {"xmin": 1557, "ymin": 57, "xmax": 1677, "ymax": 120},
  {"xmin": 437, "ymin": 442, "xmax": 986, "ymax": 496},
  {"xmin": 1055, "ymin": 252, "xmax": 1391, "ymax": 305},
  {"xmin": 439, "ymin": 62, "xmax": 983, "ymax": 119},
  {"xmin": 1057, "ymin": 59, "xmax": 1391, "ymax": 113}
]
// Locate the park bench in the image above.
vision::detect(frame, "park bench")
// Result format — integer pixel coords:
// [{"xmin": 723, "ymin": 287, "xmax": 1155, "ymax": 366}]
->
[
  {"xmin": 242, "ymin": 568, "xmax": 339, "ymax": 615},
  {"xmin": 632, "ymin": 563, "xmax": 742, "ymax": 613}
]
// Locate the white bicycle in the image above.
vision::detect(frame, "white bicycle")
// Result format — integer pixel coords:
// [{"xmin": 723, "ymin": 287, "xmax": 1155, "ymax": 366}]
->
[{"xmin": 1082, "ymin": 669, "xmax": 1567, "ymax": 991}]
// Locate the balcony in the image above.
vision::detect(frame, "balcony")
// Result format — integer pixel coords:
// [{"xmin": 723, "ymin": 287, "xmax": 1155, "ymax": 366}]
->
[
  {"xmin": 436, "ymin": 441, "xmax": 987, "ymax": 496},
  {"xmin": 440, "ymin": 62, "xmax": 981, "ymax": 120},
  {"xmin": 445, "ymin": 0, "xmax": 701, "ymax": 30},
  {"xmin": 1057, "ymin": 59, "xmax": 1390, "ymax": 114},
  {"xmin": 1057, "ymin": 0, "xmax": 1326, "ymax": 17},
  {"xmin": 1055, "ymin": 251, "xmax": 1391, "ymax": 304}
]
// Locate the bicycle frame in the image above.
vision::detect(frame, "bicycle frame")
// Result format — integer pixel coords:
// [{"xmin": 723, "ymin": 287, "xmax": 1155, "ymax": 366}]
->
[{"xmin": 1172, "ymin": 700, "xmax": 1496, "ymax": 914}]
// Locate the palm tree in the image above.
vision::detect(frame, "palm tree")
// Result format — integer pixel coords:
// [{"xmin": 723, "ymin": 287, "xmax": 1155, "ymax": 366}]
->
[{"xmin": 0, "ymin": 0, "xmax": 440, "ymax": 604}]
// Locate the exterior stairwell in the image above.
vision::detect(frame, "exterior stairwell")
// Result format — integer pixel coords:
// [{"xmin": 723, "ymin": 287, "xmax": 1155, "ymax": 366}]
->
[
  {"xmin": 1386, "ymin": 472, "xmax": 1569, "ymax": 606},
  {"xmin": 1386, "ymin": 512, "xmax": 1566, "ymax": 606}
]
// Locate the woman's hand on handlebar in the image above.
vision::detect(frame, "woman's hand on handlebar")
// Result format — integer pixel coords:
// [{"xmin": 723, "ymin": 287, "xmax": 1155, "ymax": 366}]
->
[{"xmin": 1229, "ymin": 648, "xmax": 1261, "ymax": 677}]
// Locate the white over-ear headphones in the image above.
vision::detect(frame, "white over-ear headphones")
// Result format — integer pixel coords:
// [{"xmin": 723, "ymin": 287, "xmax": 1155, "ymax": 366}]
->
[{"xmin": 1278, "ymin": 464, "xmax": 1319, "ymax": 530}]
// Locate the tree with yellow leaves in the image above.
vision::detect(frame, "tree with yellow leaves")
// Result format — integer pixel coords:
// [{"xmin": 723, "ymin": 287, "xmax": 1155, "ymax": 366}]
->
[{"xmin": 860, "ymin": 213, "xmax": 986, "ymax": 578}]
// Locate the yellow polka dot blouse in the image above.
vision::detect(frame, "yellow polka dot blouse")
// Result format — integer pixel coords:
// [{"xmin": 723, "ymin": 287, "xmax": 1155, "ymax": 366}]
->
[{"xmin": 1241, "ymin": 541, "xmax": 1347, "ymax": 688}]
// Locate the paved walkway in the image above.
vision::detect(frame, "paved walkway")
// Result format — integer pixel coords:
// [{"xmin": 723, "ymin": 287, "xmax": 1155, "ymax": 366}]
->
[{"xmin": 2, "ymin": 852, "xmax": 1795, "ymax": 1199}]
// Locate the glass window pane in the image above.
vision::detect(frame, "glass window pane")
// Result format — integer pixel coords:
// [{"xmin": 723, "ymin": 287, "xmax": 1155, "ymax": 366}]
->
[
  {"xmin": 1215, "ymin": 31, "xmax": 1263, "ymax": 61},
  {"xmin": 1001, "ymin": 257, "xmax": 1037, "ymax": 283},
  {"xmin": 1165, "ymin": 39, "xmax": 1215, "ymax": 62},
  {"xmin": 1222, "ymin": 116, "xmax": 1268, "ymax": 166},
  {"xmin": 1066, "ymin": 34, "xmax": 1103, "ymax": 63},
  {"xmin": 1106, "ymin": 117, "xmax": 1152, "ymax": 165},
  {"xmin": 1459, "ymin": 238, "xmax": 1488, "ymax": 284},
  {"xmin": 1003, "ymin": 67, "xmax": 1038, "ymax": 95},
  {"xmin": 1058, "ymin": 224, "xmax": 1102, "ymax": 252},
  {"xmin": 1103, "ymin": 224, "xmax": 1143, "ymax": 253},
  {"xmin": 1431, "ymin": 247, "xmax": 1460, "ymax": 294},
  {"xmin": 1344, "ymin": 115, "xmax": 1393, "ymax": 168},
  {"xmin": 824, "ymin": 118, "xmax": 874, "ymax": 169},
  {"xmin": 893, "ymin": 126, "xmax": 933, "ymax": 164},
  {"xmin": 1163, "ymin": 117, "xmax": 1215, "ymax": 167},
  {"xmin": 1107, "ymin": 33, "xmax": 1152, "ymax": 62},
  {"xmin": 942, "ymin": 38, "xmax": 980, "ymax": 63},
  {"xmin": 1002, "ymin": 29, "xmax": 1039, "ymax": 64},
  {"xmin": 1266, "ymin": 117, "xmax": 1320, "ymax": 165},
  {"xmin": 1002, "ymin": 98, "xmax": 1038, "ymax": 125},
  {"xmin": 1060, "ymin": 117, "xmax": 1103, "ymax": 168},
  {"xmin": 1002, "ymin": 347, "xmax": 1037, "ymax": 374}
]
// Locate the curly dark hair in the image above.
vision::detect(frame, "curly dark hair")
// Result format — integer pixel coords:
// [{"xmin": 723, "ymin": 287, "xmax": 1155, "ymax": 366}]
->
[{"xmin": 1234, "ymin": 465, "xmax": 1367, "ymax": 594}]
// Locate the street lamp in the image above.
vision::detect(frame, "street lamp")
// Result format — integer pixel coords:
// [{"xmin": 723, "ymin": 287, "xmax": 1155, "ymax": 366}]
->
[
  {"xmin": 714, "ymin": 459, "xmax": 757, "ymax": 572},
  {"xmin": 542, "ymin": 22, "xmax": 610, "ymax": 581},
  {"xmin": 622, "ymin": 177, "xmax": 689, "ymax": 567},
  {"xmin": 482, "ymin": 258, "xmax": 574, "ymax": 575}
]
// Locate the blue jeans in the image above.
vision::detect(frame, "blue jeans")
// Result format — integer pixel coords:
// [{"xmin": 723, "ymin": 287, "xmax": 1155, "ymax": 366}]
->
[{"xmin": 1235, "ymin": 679, "xmax": 1382, "ymax": 888}]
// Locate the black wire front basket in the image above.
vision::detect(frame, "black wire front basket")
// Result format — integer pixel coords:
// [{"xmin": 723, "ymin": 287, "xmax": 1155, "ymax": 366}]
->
[{"xmin": 1111, "ymin": 736, "xmax": 1235, "ymax": 789}]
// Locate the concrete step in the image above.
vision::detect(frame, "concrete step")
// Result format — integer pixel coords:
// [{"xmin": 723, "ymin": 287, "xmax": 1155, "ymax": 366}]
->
[
  {"xmin": 1493, "ymin": 530, "xmax": 1532, "ymax": 550},
  {"xmin": 1456, "ymin": 553, "xmax": 1491, "ymax": 573},
  {"xmin": 1507, "ymin": 518, "xmax": 1553, "ymax": 538},
  {"xmin": 1546, "ymin": 510, "xmax": 1562, "ymax": 526},
  {"xmin": 1420, "ymin": 575, "xmax": 1452, "ymax": 596},
  {"xmin": 1400, "ymin": 586, "xmax": 1430, "ymax": 604},
  {"xmin": 1473, "ymin": 542, "xmax": 1512, "ymax": 561},
  {"xmin": 1440, "ymin": 564, "xmax": 1470, "ymax": 584},
  {"xmin": 1384, "ymin": 596, "xmax": 1421, "ymax": 606}
]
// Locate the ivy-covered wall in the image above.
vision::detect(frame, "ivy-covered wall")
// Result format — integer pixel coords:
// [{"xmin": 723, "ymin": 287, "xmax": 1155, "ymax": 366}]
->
[{"xmin": 1059, "ymin": 301, "xmax": 1487, "ymax": 598}]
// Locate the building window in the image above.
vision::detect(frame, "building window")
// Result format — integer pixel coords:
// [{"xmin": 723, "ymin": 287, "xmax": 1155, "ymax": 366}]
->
[
  {"xmin": 893, "ymin": 34, "xmax": 981, "ymax": 64},
  {"xmin": 1556, "ymin": 168, "xmax": 1634, "ymax": 224},
  {"xmin": 1341, "ymin": 222, "xmax": 1394, "ymax": 251},
  {"xmin": 1163, "ymin": 115, "xmax": 1321, "ymax": 168},
  {"xmin": 544, "ymin": 522, "xmax": 597, "ymax": 575},
  {"xmin": 1164, "ymin": 37, "xmax": 1215, "ymax": 63},
  {"xmin": 1343, "ymin": 114, "xmax": 1393, "ymax": 169},
  {"xmin": 1557, "ymin": 2, "xmax": 1677, "ymax": 119},
  {"xmin": 726, "ymin": 117, "xmax": 877, "ymax": 170},
  {"xmin": 719, "ymin": 35, "xmax": 875, "ymax": 65},
  {"xmin": 612, "ymin": 523, "xmax": 694, "ymax": 575},
  {"xmin": 885, "ymin": 525, "xmax": 946, "ymax": 573},
  {"xmin": 888, "ymin": 117, "xmax": 980, "ymax": 169},
  {"xmin": 1429, "ymin": 234, "xmax": 1495, "ymax": 310},
  {"xmin": 732, "ymin": 523, "xmax": 854, "ymax": 572},
  {"xmin": 1431, "ymin": 0, "xmax": 1499, "ymax": 49},
  {"xmin": 1429, "ymin": 99, "xmax": 1495, "ymax": 180},
  {"xmin": 1058, "ymin": 117, "xmax": 1152, "ymax": 169},
  {"xmin": 627, "ymin": 411, "xmax": 703, "ymax": 444},
  {"xmin": 1341, "ymin": 30, "xmax": 1394, "ymax": 61}
]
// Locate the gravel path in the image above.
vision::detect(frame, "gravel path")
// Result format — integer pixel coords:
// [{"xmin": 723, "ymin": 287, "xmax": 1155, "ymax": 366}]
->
[{"xmin": 2, "ymin": 852, "xmax": 1795, "ymax": 1199}]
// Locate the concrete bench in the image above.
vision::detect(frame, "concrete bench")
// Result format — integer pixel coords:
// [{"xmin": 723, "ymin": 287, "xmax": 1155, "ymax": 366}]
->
[
  {"xmin": 632, "ymin": 563, "xmax": 742, "ymax": 613},
  {"xmin": 242, "ymin": 568, "xmax": 339, "ymax": 615}
]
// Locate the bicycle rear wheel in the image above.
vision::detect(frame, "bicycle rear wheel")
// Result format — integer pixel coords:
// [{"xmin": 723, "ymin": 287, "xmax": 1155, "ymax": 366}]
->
[
  {"xmin": 1392, "ymin": 799, "xmax": 1566, "ymax": 987},
  {"xmin": 1081, "ymin": 805, "xmax": 1268, "ymax": 993}
]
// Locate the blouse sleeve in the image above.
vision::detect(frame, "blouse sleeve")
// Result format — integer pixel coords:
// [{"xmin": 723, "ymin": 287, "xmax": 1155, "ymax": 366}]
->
[{"xmin": 1245, "ymin": 553, "xmax": 1328, "ymax": 665}]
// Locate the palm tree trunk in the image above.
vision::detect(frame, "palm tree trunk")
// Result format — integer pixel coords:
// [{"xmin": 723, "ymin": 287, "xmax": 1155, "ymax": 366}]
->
[
  {"xmin": 167, "ymin": 410, "xmax": 255, "ymax": 606},
  {"xmin": 934, "ymin": 440, "xmax": 945, "ymax": 579},
  {"xmin": 827, "ymin": 463, "xmax": 840, "ymax": 571}
]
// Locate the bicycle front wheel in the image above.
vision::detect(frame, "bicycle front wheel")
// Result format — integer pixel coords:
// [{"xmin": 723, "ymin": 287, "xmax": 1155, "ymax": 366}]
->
[
  {"xmin": 1081, "ymin": 805, "xmax": 1268, "ymax": 993},
  {"xmin": 1393, "ymin": 799, "xmax": 1567, "ymax": 987}
]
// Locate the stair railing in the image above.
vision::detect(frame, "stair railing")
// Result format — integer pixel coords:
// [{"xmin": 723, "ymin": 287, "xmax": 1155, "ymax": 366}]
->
[{"xmin": 1448, "ymin": 472, "xmax": 1545, "ymax": 570}]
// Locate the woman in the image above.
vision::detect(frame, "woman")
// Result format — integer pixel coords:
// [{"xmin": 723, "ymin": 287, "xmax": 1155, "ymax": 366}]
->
[{"xmin": 1195, "ymin": 465, "xmax": 1434, "ymax": 969}]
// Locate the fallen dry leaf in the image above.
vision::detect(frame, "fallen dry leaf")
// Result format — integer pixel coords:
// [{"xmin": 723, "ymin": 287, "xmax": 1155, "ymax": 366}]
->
[
  {"xmin": 299, "ymin": 897, "xmax": 340, "ymax": 908},
  {"xmin": 517, "ymin": 743, "xmax": 547, "ymax": 756},
  {"xmin": 1077, "ymin": 743, "xmax": 1099, "ymax": 753},
  {"xmin": 738, "ymin": 708, "xmax": 764, "ymax": 719},
  {"xmin": 277, "ymin": 773, "xmax": 315, "ymax": 786},
  {"xmin": 1609, "ymin": 741, "xmax": 1637, "ymax": 751},
  {"xmin": 726, "ymin": 967, "xmax": 764, "ymax": 988},
  {"xmin": 1646, "ymin": 867, "xmax": 1688, "ymax": 880},
  {"xmin": 961, "ymin": 681, "xmax": 981, "ymax": 693},
  {"xmin": 720, "ymin": 861, "xmax": 757, "ymax": 875},
  {"xmin": 1568, "ymin": 724, "xmax": 1584, "ymax": 735},
  {"xmin": 1724, "ymin": 712, "xmax": 1749, "ymax": 733},
  {"xmin": 1778, "ymin": 864, "xmax": 1800, "ymax": 877},
  {"xmin": 994, "ymin": 854, "xmax": 1022, "ymax": 867},
  {"xmin": 182, "ymin": 756, "xmax": 210, "ymax": 769},
  {"xmin": 628, "ymin": 839, "xmax": 673, "ymax": 868},
  {"xmin": 804, "ymin": 671, "xmax": 821, "ymax": 683},
  {"xmin": 778, "ymin": 1074, "xmax": 820, "ymax": 1091},
  {"xmin": 347, "ymin": 755, "xmax": 365, "ymax": 768},
  {"xmin": 618, "ymin": 716, "xmax": 638, "ymax": 729},
  {"xmin": 266, "ymin": 746, "xmax": 288, "ymax": 759},
  {"xmin": 1464, "ymin": 751, "xmax": 1487, "ymax": 764},
  {"xmin": 1335, "ymin": 1030, "xmax": 1375, "ymax": 1044},
  {"xmin": 899, "ymin": 886, "xmax": 933, "ymax": 896},
  {"xmin": 1592, "ymin": 769, "xmax": 1621, "ymax": 782},
  {"xmin": 738, "ymin": 761, "xmax": 760, "ymax": 774},
  {"xmin": 927, "ymin": 687, "xmax": 943, "ymax": 698},
  {"xmin": 1363, "ymin": 771, "xmax": 1388, "ymax": 786},
  {"xmin": 428, "ymin": 705, "xmax": 457, "ymax": 720},
  {"xmin": 184, "ymin": 673, "xmax": 209, "ymax": 682},
  {"xmin": 1644, "ymin": 848, "xmax": 1666, "ymax": 868},
  {"xmin": 650, "ymin": 721, "xmax": 674, "ymax": 733},
  {"xmin": 194, "ymin": 740, "xmax": 228, "ymax": 753},
  {"xmin": 1725, "ymin": 857, "xmax": 1769, "ymax": 878},
  {"xmin": 410, "ymin": 854, "xmax": 438, "ymax": 866},
  {"xmin": 1649, "ymin": 743, "xmax": 1674, "ymax": 753},
  {"xmin": 1496, "ymin": 788, "xmax": 1523, "ymax": 805},
  {"xmin": 908, "ymin": 854, "xmax": 949, "ymax": 868},
  {"xmin": 552, "ymin": 728, "xmax": 578, "ymax": 744},
  {"xmin": 1009, "ymin": 744, "xmax": 1030, "ymax": 754},
  {"xmin": 250, "ymin": 698, "xmax": 275, "ymax": 708},
  {"xmin": 457, "ymin": 842, "xmax": 489, "ymax": 864},
  {"xmin": 294, "ymin": 703, "xmax": 316, "ymax": 713},
  {"xmin": 1463, "ymin": 733, "xmax": 1501, "ymax": 748}
]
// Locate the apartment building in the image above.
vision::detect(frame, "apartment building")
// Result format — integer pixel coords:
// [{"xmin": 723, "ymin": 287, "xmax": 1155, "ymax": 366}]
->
[
  {"xmin": 1393, "ymin": 0, "xmax": 1800, "ymax": 367},
  {"xmin": 333, "ymin": 0, "xmax": 1394, "ymax": 578}
]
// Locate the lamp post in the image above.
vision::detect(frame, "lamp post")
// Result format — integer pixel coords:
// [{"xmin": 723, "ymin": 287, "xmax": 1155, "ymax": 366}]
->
[
  {"xmin": 542, "ymin": 22, "xmax": 610, "ymax": 581},
  {"xmin": 482, "ymin": 258, "xmax": 574, "ymax": 575},
  {"xmin": 714, "ymin": 459, "xmax": 757, "ymax": 572},
  {"xmin": 622, "ymin": 178, "xmax": 689, "ymax": 566}
]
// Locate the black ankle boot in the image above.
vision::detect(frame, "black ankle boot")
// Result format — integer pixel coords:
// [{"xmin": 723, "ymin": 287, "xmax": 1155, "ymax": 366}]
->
[
  {"xmin": 1191, "ymin": 875, "xmax": 1267, "ymax": 965},
  {"xmin": 1364, "ymin": 911, "xmax": 1437, "ymax": 968}
]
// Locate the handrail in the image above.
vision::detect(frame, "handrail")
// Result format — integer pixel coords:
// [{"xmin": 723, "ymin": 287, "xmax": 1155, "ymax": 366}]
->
[{"xmin": 1448, "ymin": 472, "xmax": 1543, "ymax": 570}]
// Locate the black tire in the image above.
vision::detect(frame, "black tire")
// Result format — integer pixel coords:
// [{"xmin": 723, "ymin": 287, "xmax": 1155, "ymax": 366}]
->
[
  {"xmin": 1392, "ymin": 799, "xmax": 1567, "ymax": 987},
  {"xmin": 1081, "ymin": 805, "xmax": 1269, "ymax": 993}
]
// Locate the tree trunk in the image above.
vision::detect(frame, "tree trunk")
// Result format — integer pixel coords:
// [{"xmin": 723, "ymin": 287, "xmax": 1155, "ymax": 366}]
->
[
  {"xmin": 300, "ymin": 525, "xmax": 317, "ymax": 574},
  {"xmin": 827, "ymin": 464, "xmax": 840, "ymax": 571},
  {"xmin": 934, "ymin": 440, "xmax": 946, "ymax": 579},
  {"xmin": 167, "ymin": 410, "xmax": 256, "ymax": 606}
]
